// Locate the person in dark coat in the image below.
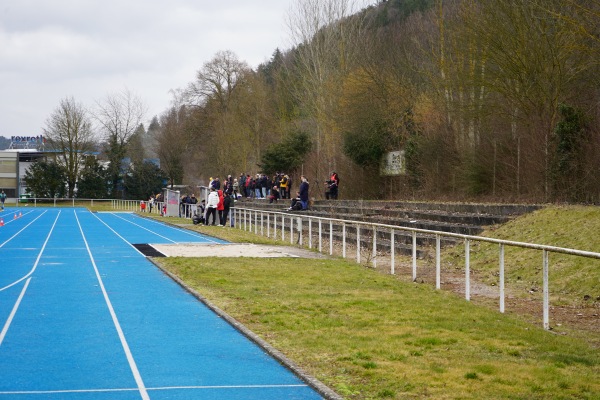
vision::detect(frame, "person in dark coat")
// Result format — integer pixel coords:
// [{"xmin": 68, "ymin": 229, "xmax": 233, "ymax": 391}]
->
[{"xmin": 299, "ymin": 175, "xmax": 309, "ymax": 210}]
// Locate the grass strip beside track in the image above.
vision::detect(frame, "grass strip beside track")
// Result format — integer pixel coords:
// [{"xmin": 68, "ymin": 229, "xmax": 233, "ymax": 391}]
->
[{"xmin": 153, "ymin": 222, "xmax": 600, "ymax": 400}]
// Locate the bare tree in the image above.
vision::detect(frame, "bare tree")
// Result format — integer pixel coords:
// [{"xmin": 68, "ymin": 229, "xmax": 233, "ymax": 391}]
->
[
  {"xmin": 94, "ymin": 88, "xmax": 147, "ymax": 195},
  {"xmin": 286, "ymin": 0, "xmax": 370, "ymax": 179},
  {"xmin": 43, "ymin": 97, "xmax": 95, "ymax": 198},
  {"xmin": 184, "ymin": 50, "xmax": 250, "ymax": 111},
  {"xmin": 155, "ymin": 106, "xmax": 190, "ymax": 187}
]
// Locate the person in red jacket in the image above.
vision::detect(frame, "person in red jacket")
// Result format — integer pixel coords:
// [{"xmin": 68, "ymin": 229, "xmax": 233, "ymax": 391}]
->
[{"xmin": 217, "ymin": 189, "xmax": 225, "ymax": 226}]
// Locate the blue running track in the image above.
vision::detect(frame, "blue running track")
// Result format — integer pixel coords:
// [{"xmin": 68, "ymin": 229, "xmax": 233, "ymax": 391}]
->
[{"xmin": 0, "ymin": 208, "xmax": 323, "ymax": 399}]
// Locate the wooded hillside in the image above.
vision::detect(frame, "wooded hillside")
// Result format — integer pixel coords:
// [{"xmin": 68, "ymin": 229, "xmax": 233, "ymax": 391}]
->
[{"xmin": 151, "ymin": 0, "xmax": 600, "ymax": 203}]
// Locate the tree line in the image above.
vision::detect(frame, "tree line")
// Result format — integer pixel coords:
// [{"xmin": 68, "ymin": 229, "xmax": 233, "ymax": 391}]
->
[
  {"xmin": 30, "ymin": 0, "xmax": 600, "ymax": 203},
  {"xmin": 155, "ymin": 0, "xmax": 600, "ymax": 203},
  {"xmin": 26, "ymin": 91, "xmax": 165, "ymax": 200}
]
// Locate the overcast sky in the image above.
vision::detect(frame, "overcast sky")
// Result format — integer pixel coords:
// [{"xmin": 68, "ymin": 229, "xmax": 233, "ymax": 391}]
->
[{"xmin": 0, "ymin": 0, "xmax": 295, "ymax": 138}]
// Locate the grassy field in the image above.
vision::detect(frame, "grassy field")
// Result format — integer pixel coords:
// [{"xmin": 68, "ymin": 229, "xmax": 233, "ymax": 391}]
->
[{"xmin": 149, "ymin": 208, "xmax": 600, "ymax": 400}]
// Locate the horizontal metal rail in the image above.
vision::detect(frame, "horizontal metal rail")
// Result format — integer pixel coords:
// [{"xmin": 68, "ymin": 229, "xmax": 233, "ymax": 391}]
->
[{"xmin": 232, "ymin": 206, "xmax": 600, "ymax": 331}]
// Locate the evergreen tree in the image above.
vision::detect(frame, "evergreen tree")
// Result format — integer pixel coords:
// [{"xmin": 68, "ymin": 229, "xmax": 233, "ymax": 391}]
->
[
  {"xmin": 123, "ymin": 160, "xmax": 166, "ymax": 200},
  {"xmin": 24, "ymin": 161, "xmax": 67, "ymax": 198},
  {"xmin": 77, "ymin": 158, "xmax": 111, "ymax": 199}
]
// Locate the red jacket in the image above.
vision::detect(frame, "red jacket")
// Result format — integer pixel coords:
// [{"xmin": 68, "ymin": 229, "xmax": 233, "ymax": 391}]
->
[{"xmin": 217, "ymin": 190, "xmax": 225, "ymax": 211}]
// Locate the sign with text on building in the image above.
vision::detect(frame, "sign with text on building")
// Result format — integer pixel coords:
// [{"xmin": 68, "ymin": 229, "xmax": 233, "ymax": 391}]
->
[
  {"xmin": 9, "ymin": 135, "xmax": 46, "ymax": 150},
  {"xmin": 11, "ymin": 135, "xmax": 45, "ymax": 143},
  {"xmin": 380, "ymin": 150, "xmax": 406, "ymax": 176}
]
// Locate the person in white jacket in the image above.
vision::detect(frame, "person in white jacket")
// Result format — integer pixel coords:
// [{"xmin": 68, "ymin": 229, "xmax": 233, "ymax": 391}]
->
[{"xmin": 205, "ymin": 188, "xmax": 219, "ymax": 225}]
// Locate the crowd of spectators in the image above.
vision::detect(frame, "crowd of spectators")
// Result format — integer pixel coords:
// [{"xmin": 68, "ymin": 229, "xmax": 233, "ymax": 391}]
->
[{"xmin": 143, "ymin": 171, "xmax": 340, "ymax": 226}]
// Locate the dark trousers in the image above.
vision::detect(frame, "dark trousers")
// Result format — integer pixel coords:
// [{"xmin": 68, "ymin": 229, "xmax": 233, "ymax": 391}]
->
[
  {"xmin": 206, "ymin": 208, "xmax": 218, "ymax": 225},
  {"xmin": 220, "ymin": 208, "xmax": 230, "ymax": 226}
]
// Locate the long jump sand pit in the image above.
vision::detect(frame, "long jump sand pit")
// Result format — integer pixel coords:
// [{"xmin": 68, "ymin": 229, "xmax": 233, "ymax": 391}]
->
[{"xmin": 151, "ymin": 243, "xmax": 330, "ymax": 259}]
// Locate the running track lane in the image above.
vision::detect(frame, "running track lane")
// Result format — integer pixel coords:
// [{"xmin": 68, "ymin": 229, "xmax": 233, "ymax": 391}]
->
[{"xmin": 0, "ymin": 208, "xmax": 323, "ymax": 399}]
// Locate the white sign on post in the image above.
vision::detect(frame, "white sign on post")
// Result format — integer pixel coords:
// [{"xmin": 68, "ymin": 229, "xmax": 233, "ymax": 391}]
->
[{"xmin": 380, "ymin": 150, "xmax": 406, "ymax": 176}]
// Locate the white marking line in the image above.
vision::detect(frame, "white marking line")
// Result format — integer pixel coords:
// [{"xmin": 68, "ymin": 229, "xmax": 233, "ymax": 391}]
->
[
  {"xmin": 0, "ymin": 278, "xmax": 31, "ymax": 346},
  {"xmin": 0, "ymin": 211, "xmax": 61, "ymax": 293},
  {"xmin": 87, "ymin": 212, "xmax": 147, "ymax": 257},
  {"xmin": 0, "ymin": 384, "xmax": 309, "ymax": 395},
  {"xmin": 0, "ymin": 209, "xmax": 39, "ymax": 231},
  {"xmin": 0, "ymin": 210, "xmax": 48, "ymax": 248},
  {"xmin": 74, "ymin": 211, "xmax": 150, "ymax": 400},
  {"xmin": 104, "ymin": 212, "xmax": 178, "ymax": 243},
  {"xmin": 125, "ymin": 212, "xmax": 224, "ymax": 244}
]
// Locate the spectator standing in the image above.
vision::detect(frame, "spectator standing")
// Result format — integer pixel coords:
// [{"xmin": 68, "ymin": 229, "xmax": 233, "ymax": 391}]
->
[
  {"xmin": 222, "ymin": 192, "xmax": 232, "ymax": 226},
  {"xmin": 240, "ymin": 173, "xmax": 246, "ymax": 196},
  {"xmin": 148, "ymin": 195, "xmax": 155, "ymax": 213},
  {"xmin": 287, "ymin": 176, "xmax": 293, "ymax": 199},
  {"xmin": 184, "ymin": 193, "xmax": 192, "ymax": 217},
  {"xmin": 299, "ymin": 175, "xmax": 309, "ymax": 210},
  {"xmin": 205, "ymin": 188, "xmax": 219, "ymax": 225},
  {"xmin": 245, "ymin": 174, "xmax": 251, "ymax": 198},
  {"xmin": 325, "ymin": 171, "xmax": 339, "ymax": 200},
  {"xmin": 254, "ymin": 174, "xmax": 262, "ymax": 198},
  {"xmin": 232, "ymin": 178, "xmax": 240, "ymax": 199},
  {"xmin": 260, "ymin": 174, "xmax": 268, "ymax": 198},
  {"xmin": 279, "ymin": 175, "xmax": 288, "ymax": 199},
  {"xmin": 217, "ymin": 190, "xmax": 225, "ymax": 226}
]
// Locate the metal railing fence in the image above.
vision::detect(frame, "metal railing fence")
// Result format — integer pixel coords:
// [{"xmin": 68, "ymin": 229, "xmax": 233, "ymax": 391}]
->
[{"xmin": 231, "ymin": 206, "xmax": 600, "ymax": 331}]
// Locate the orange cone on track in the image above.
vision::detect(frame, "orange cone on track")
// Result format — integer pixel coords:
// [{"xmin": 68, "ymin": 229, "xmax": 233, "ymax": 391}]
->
[
  {"xmin": 0, "ymin": 218, "xmax": 4, "ymax": 226},
  {"xmin": 14, "ymin": 213, "xmax": 17, "ymax": 220},
  {"xmin": 19, "ymin": 212, "xmax": 22, "ymax": 218}
]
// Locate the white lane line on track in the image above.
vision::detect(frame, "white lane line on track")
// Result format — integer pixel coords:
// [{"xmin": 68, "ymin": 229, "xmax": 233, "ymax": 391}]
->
[
  {"xmin": 0, "ymin": 384, "xmax": 309, "ymax": 395},
  {"xmin": 0, "ymin": 209, "xmax": 39, "ymax": 232},
  {"xmin": 0, "ymin": 210, "xmax": 47, "ymax": 248},
  {"xmin": 85, "ymin": 212, "xmax": 147, "ymax": 257},
  {"xmin": 123, "ymin": 212, "xmax": 224, "ymax": 244},
  {"xmin": 74, "ymin": 211, "xmax": 150, "ymax": 400},
  {"xmin": 0, "ymin": 278, "xmax": 31, "ymax": 346},
  {"xmin": 104, "ymin": 212, "xmax": 177, "ymax": 243},
  {"xmin": 0, "ymin": 211, "xmax": 60, "ymax": 293}
]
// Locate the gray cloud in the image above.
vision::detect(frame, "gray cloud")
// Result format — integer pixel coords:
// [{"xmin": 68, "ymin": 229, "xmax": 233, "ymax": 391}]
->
[{"xmin": 0, "ymin": 0, "xmax": 292, "ymax": 137}]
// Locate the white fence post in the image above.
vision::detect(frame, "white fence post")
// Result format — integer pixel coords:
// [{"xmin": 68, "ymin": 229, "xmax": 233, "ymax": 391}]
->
[
  {"xmin": 465, "ymin": 238, "xmax": 471, "ymax": 301},
  {"xmin": 342, "ymin": 223, "xmax": 346, "ymax": 258},
  {"xmin": 391, "ymin": 228, "xmax": 395, "ymax": 275},
  {"xmin": 372, "ymin": 226, "xmax": 377, "ymax": 269},
  {"xmin": 412, "ymin": 231, "xmax": 417, "ymax": 282},
  {"xmin": 356, "ymin": 224, "xmax": 361, "ymax": 264},
  {"xmin": 543, "ymin": 250, "xmax": 550, "ymax": 330},
  {"xmin": 318, "ymin": 219, "xmax": 322, "ymax": 253},
  {"xmin": 436, "ymin": 234, "xmax": 441, "ymax": 289},
  {"xmin": 308, "ymin": 218, "xmax": 312, "ymax": 249},
  {"xmin": 499, "ymin": 244, "xmax": 505, "ymax": 313},
  {"xmin": 329, "ymin": 220, "xmax": 333, "ymax": 255}
]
